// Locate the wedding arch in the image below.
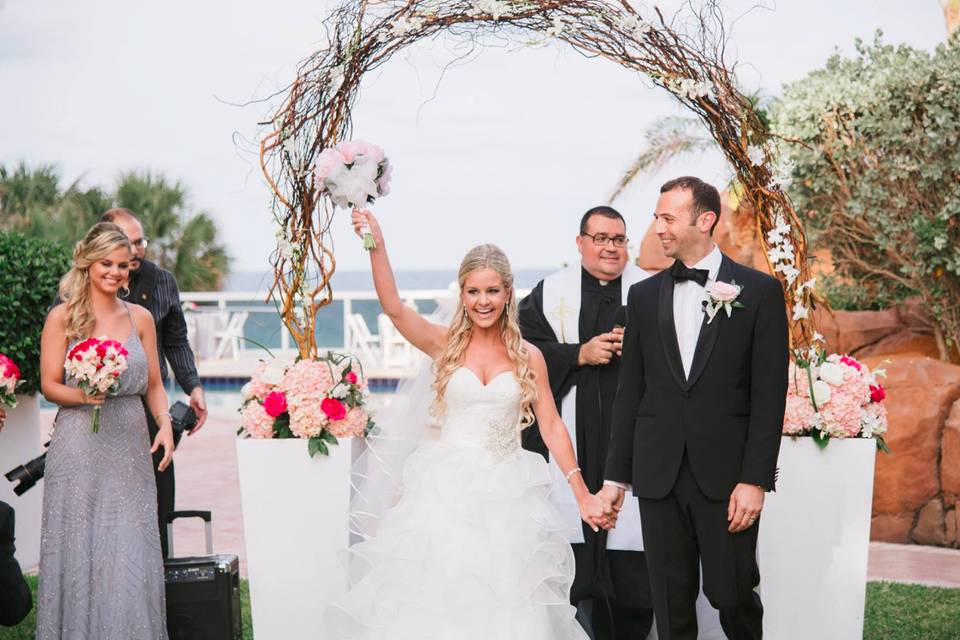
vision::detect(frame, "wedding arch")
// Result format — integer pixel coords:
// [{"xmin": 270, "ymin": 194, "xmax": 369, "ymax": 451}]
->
[{"xmin": 259, "ymin": 0, "xmax": 817, "ymax": 357}]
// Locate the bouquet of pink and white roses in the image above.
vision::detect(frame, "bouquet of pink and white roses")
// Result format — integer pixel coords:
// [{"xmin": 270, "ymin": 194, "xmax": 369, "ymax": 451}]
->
[
  {"xmin": 64, "ymin": 337, "xmax": 129, "ymax": 433},
  {"xmin": 784, "ymin": 339, "xmax": 889, "ymax": 452},
  {"xmin": 0, "ymin": 352, "xmax": 23, "ymax": 408},
  {"xmin": 238, "ymin": 351, "xmax": 374, "ymax": 457},
  {"xmin": 314, "ymin": 140, "xmax": 392, "ymax": 250}
]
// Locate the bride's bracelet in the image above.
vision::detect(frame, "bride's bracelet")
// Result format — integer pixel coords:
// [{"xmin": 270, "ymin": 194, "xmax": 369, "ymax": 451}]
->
[{"xmin": 565, "ymin": 467, "xmax": 582, "ymax": 483}]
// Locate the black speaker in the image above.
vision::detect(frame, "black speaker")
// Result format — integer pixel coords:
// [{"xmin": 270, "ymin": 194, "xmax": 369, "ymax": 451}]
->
[{"xmin": 164, "ymin": 511, "xmax": 243, "ymax": 640}]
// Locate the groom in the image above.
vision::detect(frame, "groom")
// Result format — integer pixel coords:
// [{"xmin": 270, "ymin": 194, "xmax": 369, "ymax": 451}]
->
[{"xmin": 601, "ymin": 177, "xmax": 788, "ymax": 640}]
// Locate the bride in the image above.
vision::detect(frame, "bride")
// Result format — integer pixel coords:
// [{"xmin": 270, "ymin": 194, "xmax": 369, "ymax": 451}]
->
[{"xmin": 325, "ymin": 210, "xmax": 611, "ymax": 639}]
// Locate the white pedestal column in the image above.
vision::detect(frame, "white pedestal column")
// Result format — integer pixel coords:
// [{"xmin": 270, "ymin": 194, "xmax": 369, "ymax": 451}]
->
[
  {"xmin": 237, "ymin": 437, "xmax": 355, "ymax": 639},
  {"xmin": 759, "ymin": 436, "xmax": 876, "ymax": 639},
  {"xmin": 0, "ymin": 395, "xmax": 46, "ymax": 571}
]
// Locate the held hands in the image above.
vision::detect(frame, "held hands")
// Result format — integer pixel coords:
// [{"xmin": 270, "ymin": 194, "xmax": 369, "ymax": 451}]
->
[
  {"xmin": 578, "ymin": 329, "xmax": 623, "ymax": 366},
  {"xmin": 597, "ymin": 484, "xmax": 625, "ymax": 530},
  {"xmin": 351, "ymin": 208, "xmax": 384, "ymax": 248},
  {"xmin": 578, "ymin": 493, "xmax": 612, "ymax": 533},
  {"xmin": 151, "ymin": 424, "xmax": 175, "ymax": 472},
  {"xmin": 727, "ymin": 483, "xmax": 764, "ymax": 533}
]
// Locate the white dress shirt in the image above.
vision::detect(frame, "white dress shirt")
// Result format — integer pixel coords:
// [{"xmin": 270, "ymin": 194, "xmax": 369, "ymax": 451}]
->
[
  {"xmin": 674, "ymin": 244, "xmax": 723, "ymax": 378},
  {"xmin": 604, "ymin": 245, "xmax": 722, "ymax": 492}
]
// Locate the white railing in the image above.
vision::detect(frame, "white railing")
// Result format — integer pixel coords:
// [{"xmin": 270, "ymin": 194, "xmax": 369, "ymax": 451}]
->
[{"xmin": 181, "ymin": 288, "xmax": 537, "ymax": 377}]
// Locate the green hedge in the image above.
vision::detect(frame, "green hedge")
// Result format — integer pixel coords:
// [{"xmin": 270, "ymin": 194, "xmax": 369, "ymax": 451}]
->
[{"xmin": 0, "ymin": 233, "xmax": 71, "ymax": 396}]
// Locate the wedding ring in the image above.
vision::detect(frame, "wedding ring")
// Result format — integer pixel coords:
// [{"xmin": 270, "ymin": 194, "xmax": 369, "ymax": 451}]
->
[{"xmin": 748, "ymin": 516, "xmax": 757, "ymax": 524}]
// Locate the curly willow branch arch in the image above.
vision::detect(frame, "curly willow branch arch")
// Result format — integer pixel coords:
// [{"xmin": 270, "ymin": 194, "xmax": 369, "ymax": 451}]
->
[{"xmin": 260, "ymin": 0, "xmax": 816, "ymax": 359}]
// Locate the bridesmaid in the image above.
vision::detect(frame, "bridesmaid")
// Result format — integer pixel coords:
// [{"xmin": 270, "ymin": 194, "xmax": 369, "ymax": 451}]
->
[{"xmin": 37, "ymin": 222, "xmax": 173, "ymax": 639}]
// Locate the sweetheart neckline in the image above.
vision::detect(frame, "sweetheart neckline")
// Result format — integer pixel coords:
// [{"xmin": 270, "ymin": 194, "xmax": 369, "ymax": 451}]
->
[{"xmin": 455, "ymin": 367, "xmax": 514, "ymax": 388}]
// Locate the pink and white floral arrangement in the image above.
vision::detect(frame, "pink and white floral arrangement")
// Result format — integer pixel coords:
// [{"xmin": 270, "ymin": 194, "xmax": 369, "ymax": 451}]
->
[
  {"xmin": 314, "ymin": 140, "xmax": 392, "ymax": 250},
  {"xmin": 0, "ymin": 352, "xmax": 23, "ymax": 408},
  {"xmin": 238, "ymin": 352, "xmax": 374, "ymax": 457},
  {"xmin": 784, "ymin": 336, "xmax": 889, "ymax": 452},
  {"xmin": 64, "ymin": 337, "xmax": 130, "ymax": 433}
]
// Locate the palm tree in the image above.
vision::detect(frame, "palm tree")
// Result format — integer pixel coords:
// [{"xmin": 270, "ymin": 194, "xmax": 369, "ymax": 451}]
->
[
  {"xmin": 1, "ymin": 165, "xmax": 230, "ymax": 290},
  {"xmin": 607, "ymin": 117, "xmax": 716, "ymax": 203},
  {"xmin": 0, "ymin": 163, "xmax": 107, "ymax": 246},
  {"xmin": 114, "ymin": 172, "xmax": 229, "ymax": 290}
]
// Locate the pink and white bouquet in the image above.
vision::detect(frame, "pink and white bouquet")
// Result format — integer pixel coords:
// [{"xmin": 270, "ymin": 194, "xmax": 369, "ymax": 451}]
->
[
  {"xmin": 314, "ymin": 139, "xmax": 392, "ymax": 250},
  {"xmin": 0, "ymin": 352, "xmax": 23, "ymax": 408},
  {"xmin": 238, "ymin": 351, "xmax": 374, "ymax": 457},
  {"xmin": 64, "ymin": 337, "xmax": 129, "ymax": 433},
  {"xmin": 784, "ymin": 340, "xmax": 889, "ymax": 452}
]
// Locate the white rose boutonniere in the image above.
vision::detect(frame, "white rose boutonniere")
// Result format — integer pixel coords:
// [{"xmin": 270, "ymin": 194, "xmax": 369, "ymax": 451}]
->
[{"xmin": 704, "ymin": 280, "xmax": 744, "ymax": 324}]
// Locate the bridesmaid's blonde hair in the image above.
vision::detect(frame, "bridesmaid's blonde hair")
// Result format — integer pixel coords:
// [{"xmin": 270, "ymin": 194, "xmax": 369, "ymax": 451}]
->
[
  {"xmin": 431, "ymin": 244, "xmax": 537, "ymax": 427},
  {"xmin": 58, "ymin": 222, "xmax": 133, "ymax": 341}
]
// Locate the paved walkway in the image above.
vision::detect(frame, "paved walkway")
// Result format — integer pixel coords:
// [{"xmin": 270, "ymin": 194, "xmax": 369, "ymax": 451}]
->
[{"xmin": 44, "ymin": 409, "xmax": 960, "ymax": 587}]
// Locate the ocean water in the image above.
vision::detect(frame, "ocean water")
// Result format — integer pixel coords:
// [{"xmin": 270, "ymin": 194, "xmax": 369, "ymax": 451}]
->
[{"xmin": 218, "ymin": 269, "xmax": 554, "ymax": 352}]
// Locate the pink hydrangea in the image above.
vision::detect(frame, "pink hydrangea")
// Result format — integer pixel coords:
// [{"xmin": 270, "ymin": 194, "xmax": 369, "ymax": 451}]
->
[
  {"xmin": 327, "ymin": 406, "xmax": 368, "ymax": 438},
  {"xmin": 283, "ymin": 359, "xmax": 336, "ymax": 438},
  {"xmin": 241, "ymin": 402, "xmax": 275, "ymax": 439},
  {"xmin": 783, "ymin": 393, "xmax": 817, "ymax": 435}
]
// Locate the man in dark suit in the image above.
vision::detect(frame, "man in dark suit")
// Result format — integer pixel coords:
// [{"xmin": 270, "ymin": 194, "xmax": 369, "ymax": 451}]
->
[
  {"xmin": 100, "ymin": 208, "xmax": 208, "ymax": 557},
  {"xmin": 0, "ymin": 500, "xmax": 32, "ymax": 627},
  {"xmin": 600, "ymin": 177, "xmax": 789, "ymax": 640}
]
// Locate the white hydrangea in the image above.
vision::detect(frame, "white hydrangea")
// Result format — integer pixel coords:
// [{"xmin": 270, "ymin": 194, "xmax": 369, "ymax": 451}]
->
[
  {"xmin": 467, "ymin": 0, "xmax": 510, "ymax": 20},
  {"xmin": 617, "ymin": 13, "xmax": 652, "ymax": 41},
  {"xmin": 747, "ymin": 144, "xmax": 766, "ymax": 166},
  {"xmin": 545, "ymin": 15, "xmax": 565, "ymax": 38},
  {"xmin": 670, "ymin": 77, "xmax": 714, "ymax": 100}
]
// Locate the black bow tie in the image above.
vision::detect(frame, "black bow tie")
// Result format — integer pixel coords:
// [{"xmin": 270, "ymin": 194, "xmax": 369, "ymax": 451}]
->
[{"xmin": 670, "ymin": 260, "xmax": 709, "ymax": 287}]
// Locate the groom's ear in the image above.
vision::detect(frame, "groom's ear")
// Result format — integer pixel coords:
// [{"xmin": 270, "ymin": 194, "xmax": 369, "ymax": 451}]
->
[{"xmin": 697, "ymin": 210, "xmax": 718, "ymax": 235}]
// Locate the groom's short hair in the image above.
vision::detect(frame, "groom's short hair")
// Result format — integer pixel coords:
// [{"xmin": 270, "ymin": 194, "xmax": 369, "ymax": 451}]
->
[
  {"xmin": 579, "ymin": 206, "xmax": 626, "ymax": 234},
  {"xmin": 660, "ymin": 176, "xmax": 721, "ymax": 234}
]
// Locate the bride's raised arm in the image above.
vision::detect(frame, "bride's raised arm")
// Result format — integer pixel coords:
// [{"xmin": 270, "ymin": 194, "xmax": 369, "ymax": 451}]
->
[{"xmin": 352, "ymin": 209, "xmax": 447, "ymax": 360}]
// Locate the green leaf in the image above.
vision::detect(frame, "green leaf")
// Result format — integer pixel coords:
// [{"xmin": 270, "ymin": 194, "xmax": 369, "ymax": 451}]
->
[
  {"xmin": 813, "ymin": 431, "xmax": 830, "ymax": 450},
  {"xmin": 319, "ymin": 429, "xmax": 339, "ymax": 445},
  {"xmin": 308, "ymin": 437, "xmax": 322, "ymax": 457}
]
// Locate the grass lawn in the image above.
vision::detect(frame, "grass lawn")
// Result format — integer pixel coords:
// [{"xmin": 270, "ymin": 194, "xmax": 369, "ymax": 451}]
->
[{"xmin": 1, "ymin": 579, "xmax": 957, "ymax": 639}]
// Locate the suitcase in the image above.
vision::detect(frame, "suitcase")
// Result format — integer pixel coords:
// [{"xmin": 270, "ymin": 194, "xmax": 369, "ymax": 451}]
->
[{"xmin": 163, "ymin": 510, "xmax": 243, "ymax": 640}]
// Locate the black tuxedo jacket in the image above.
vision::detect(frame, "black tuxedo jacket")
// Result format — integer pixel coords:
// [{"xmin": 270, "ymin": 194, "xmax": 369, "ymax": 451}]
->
[
  {"xmin": 605, "ymin": 255, "xmax": 789, "ymax": 501},
  {"xmin": 0, "ymin": 501, "xmax": 32, "ymax": 627}
]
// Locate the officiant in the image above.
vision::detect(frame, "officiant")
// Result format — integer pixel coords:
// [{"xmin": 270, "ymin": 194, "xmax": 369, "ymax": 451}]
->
[{"xmin": 519, "ymin": 206, "xmax": 654, "ymax": 639}]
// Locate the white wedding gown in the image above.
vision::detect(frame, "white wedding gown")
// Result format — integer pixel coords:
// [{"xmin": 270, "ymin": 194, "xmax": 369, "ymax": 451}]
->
[{"xmin": 326, "ymin": 367, "xmax": 590, "ymax": 639}]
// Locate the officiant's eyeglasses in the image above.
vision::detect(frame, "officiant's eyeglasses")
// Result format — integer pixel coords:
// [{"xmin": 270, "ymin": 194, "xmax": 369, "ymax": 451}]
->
[{"xmin": 581, "ymin": 232, "xmax": 628, "ymax": 248}]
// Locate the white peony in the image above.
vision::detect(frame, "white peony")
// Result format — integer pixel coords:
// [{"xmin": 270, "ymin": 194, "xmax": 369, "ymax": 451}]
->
[
  {"xmin": 325, "ymin": 156, "xmax": 380, "ymax": 209},
  {"xmin": 811, "ymin": 380, "xmax": 832, "ymax": 406},
  {"xmin": 818, "ymin": 362, "xmax": 845, "ymax": 386},
  {"xmin": 262, "ymin": 359, "xmax": 287, "ymax": 386}
]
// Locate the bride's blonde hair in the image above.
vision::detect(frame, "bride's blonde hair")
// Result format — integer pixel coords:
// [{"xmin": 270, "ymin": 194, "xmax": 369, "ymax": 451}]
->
[
  {"xmin": 430, "ymin": 244, "xmax": 537, "ymax": 427},
  {"xmin": 58, "ymin": 222, "xmax": 133, "ymax": 341}
]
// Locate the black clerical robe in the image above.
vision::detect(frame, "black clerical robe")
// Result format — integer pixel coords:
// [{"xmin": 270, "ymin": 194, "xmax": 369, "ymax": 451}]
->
[{"xmin": 519, "ymin": 269, "xmax": 651, "ymax": 609}]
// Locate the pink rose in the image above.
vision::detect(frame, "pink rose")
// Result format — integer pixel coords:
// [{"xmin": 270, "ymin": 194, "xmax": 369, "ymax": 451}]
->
[
  {"xmin": 315, "ymin": 147, "xmax": 346, "ymax": 182},
  {"xmin": 321, "ymin": 397, "xmax": 347, "ymax": 421},
  {"xmin": 840, "ymin": 355, "xmax": 862, "ymax": 371},
  {"xmin": 869, "ymin": 384, "xmax": 886, "ymax": 403},
  {"xmin": 344, "ymin": 371, "xmax": 358, "ymax": 385},
  {"xmin": 708, "ymin": 281, "xmax": 741, "ymax": 303},
  {"xmin": 263, "ymin": 391, "xmax": 288, "ymax": 417}
]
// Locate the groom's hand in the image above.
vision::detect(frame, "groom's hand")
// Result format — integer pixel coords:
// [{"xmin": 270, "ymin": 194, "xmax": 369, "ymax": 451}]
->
[
  {"xmin": 598, "ymin": 484, "xmax": 625, "ymax": 529},
  {"xmin": 727, "ymin": 483, "xmax": 764, "ymax": 533}
]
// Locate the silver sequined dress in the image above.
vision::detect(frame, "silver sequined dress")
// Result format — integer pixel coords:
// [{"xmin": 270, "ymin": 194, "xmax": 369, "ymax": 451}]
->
[{"xmin": 37, "ymin": 308, "xmax": 168, "ymax": 639}]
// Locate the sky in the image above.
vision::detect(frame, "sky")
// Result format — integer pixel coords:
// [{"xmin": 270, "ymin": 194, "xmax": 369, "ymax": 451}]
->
[{"xmin": 0, "ymin": 0, "xmax": 949, "ymax": 282}]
